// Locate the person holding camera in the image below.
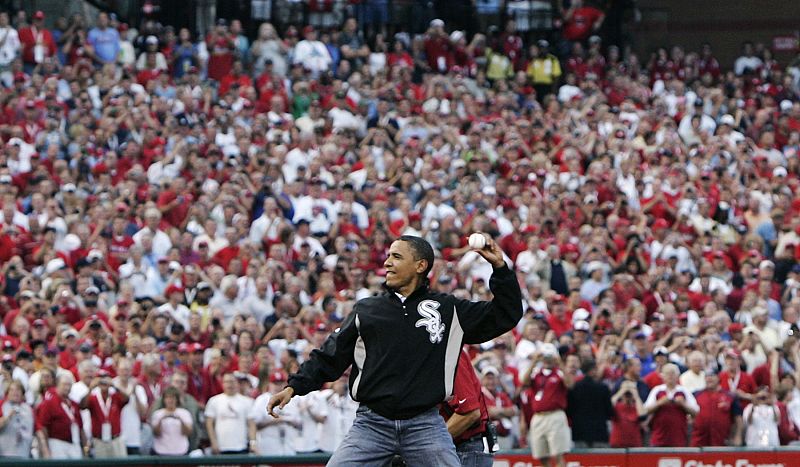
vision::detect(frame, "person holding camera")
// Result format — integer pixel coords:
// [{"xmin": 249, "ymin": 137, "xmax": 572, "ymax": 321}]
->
[
  {"xmin": 150, "ymin": 386, "xmax": 193, "ymax": 456},
  {"xmin": 525, "ymin": 343, "xmax": 575, "ymax": 467},
  {"xmin": 79, "ymin": 370, "xmax": 129, "ymax": 458},
  {"xmin": 609, "ymin": 379, "xmax": 646, "ymax": 448},
  {"xmin": 643, "ymin": 363, "xmax": 700, "ymax": 447},
  {"xmin": 0, "ymin": 380, "xmax": 34, "ymax": 457},
  {"xmin": 743, "ymin": 386, "xmax": 780, "ymax": 447}
]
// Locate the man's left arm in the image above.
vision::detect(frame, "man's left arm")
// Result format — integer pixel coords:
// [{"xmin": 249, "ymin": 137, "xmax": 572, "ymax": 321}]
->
[{"xmin": 454, "ymin": 235, "xmax": 523, "ymax": 344}]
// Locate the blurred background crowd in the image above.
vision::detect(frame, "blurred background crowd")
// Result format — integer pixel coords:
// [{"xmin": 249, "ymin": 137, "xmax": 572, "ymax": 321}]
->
[{"xmin": 0, "ymin": 0, "xmax": 800, "ymax": 459}]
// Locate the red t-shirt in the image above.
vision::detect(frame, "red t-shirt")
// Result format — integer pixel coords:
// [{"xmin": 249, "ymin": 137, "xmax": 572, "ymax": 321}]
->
[
  {"xmin": 691, "ymin": 389, "xmax": 737, "ymax": 447},
  {"xmin": 563, "ymin": 7, "xmax": 603, "ymax": 41},
  {"xmin": 87, "ymin": 391, "xmax": 126, "ymax": 438},
  {"xmin": 610, "ymin": 401, "xmax": 643, "ymax": 448},
  {"xmin": 718, "ymin": 370, "xmax": 757, "ymax": 397},
  {"xmin": 547, "ymin": 312, "xmax": 573, "ymax": 338},
  {"xmin": 648, "ymin": 386, "xmax": 692, "ymax": 447},
  {"xmin": 35, "ymin": 390, "xmax": 83, "ymax": 443},
  {"xmin": 529, "ymin": 368, "xmax": 567, "ymax": 413},
  {"xmin": 440, "ymin": 350, "xmax": 489, "ymax": 444},
  {"xmin": 643, "ymin": 371, "xmax": 663, "ymax": 389}
]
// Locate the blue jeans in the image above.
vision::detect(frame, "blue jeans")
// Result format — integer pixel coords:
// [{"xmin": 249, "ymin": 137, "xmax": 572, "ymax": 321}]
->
[
  {"xmin": 327, "ymin": 406, "xmax": 460, "ymax": 467},
  {"xmin": 455, "ymin": 438, "xmax": 494, "ymax": 467}
]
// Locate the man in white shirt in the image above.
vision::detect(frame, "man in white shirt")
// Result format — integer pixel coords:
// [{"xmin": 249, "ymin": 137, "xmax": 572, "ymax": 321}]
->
[
  {"xmin": 293, "ymin": 391, "xmax": 328, "ymax": 453},
  {"xmin": 0, "ymin": 12, "xmax": 20, "ymax": 72},
  {"xmin": 318, "ymin": 377, "xmax": 358, "ymax": 453},
  {"xmin": 241, "ymin": 276, "xmax": 275, "ymax": 325},
  {"xmin": 112, "ymin": 358, "xmax": 148, "ymax": 455},
  {"xmin": 205, "ymin": 373, "xmax": 256, "ymax": 454},
  {"xmin": 249, "ymin": 370, "xmax": 301, "ymax": 455},
  {"xmin": 679, "ymin": 351, "xmax": 706, "ymax": 393},
  {"xmin": 333, "ymin": 184, "xmax": 369, "ymax": 230},
  {"xmin": 292, "ymin": 26, "xmax": 331, "ymax": 77},
  {"xmin": 132, "ymin": 208, "xmax": 172, "ymax": 258},
  {"xmin": 734, "ymin": 42, "xmax": 763, "ymax": 76},
  {"xmin": 68, "ymin": 360, "xmax": 97, "ymax": 440}
]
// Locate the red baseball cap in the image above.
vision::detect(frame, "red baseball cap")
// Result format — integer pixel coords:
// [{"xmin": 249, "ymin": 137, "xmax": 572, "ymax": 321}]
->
[
  {"xmin": 269, "ymin": 369, "xmax": 288, "ymax": 383},
  {"xmin": 653, "ymin": 219, "xmax": 669, "ymax": 230},
  {"xmin": 33, "ymin": 10, "xmax": 45, "ymax": 20},
  {"xmin": 191, "ymin": 343, "xmax": 204, "ymax": 353}
]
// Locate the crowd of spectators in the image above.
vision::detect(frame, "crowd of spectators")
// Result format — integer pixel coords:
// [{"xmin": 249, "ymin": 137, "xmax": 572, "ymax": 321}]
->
[{"xmin": 0, "ymin": 0, "xmax": 800, "ymax": 459}]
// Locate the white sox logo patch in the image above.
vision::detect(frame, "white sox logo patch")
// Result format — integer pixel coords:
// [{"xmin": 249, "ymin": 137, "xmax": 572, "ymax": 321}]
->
[{"xmin": 416, "ymin": 300, "xmax": 446, "ymax": 344}]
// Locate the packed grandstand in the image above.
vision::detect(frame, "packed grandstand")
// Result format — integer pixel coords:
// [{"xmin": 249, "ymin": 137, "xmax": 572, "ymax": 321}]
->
[{"xmin": 0, "ymin": 0, "xmax": 800, "ymax": 461}]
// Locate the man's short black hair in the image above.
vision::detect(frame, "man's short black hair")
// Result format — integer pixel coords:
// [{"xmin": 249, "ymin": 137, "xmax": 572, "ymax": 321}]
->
[{"xmin": 398, "ymin": 235, "xmax": 434, "ymax": 278}]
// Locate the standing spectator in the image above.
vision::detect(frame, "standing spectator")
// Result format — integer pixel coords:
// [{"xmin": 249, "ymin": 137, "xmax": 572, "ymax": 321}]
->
[
  {"xmin": 0, "ymin": 381, "xmax": 34, "ymax": 457},
  {"xmin": 744, "ymin": 386, "xmax": 780, "ymax": 447},
  {"xmin": 481, "ymin": 366, "xmax": 516, "ymax": 449},
  {"xmin": 734, "ymin": 42, "xmax": 763, "ymax": 76},
  {"xmin": 0, "ymin": 12, "xmax": 20, "ymax": 78},
  {"xmin": 205, "ymin": 19, "xmax": 235, "ymax": 82},
  {"xmin": 441, "ymin": 349, "xmax": 494, "ymax": 467},
  {"xmin": 644, "ymin": 363, "xmax": 700, "ymax": 447},
  {"xmin": 526, "ymin": 40, "xmax": 562, "ymax": 102},
  {"xmin": 250, "ymin": 23, "xmax": 288, "ymax": 77},
  {"xmin": 150, "ymin": 386, "xmax": 193, "ymax": 456},
  {"xmin": 680, "ymin": 351, "xmax": 707, "ymax": 392},
  {"xmin": 205, "ymin": 372, "xmax": 255, "ymax": 454},
  {"xmin": 36, "ymin": 374, "xmax": 87, "ymax": 459},
  {"xmin": 112, "ymin": 358, "xmax": 148, "ymax": 455},
  {"xmin": 425, "ymin": 19, "xmax": 451, "ymax": 74},
  {"xmin": 691, "ymin": 372, "xmax": 743, "ymax": 447},
  {"xmin": 609, "ymin": 380, "xmax": 646, "ymax": 448},
  {"xmin": 18, "ymin": 11, "xmax": 56, "ymax": 72},
  {"xmin": 249, "ymin": 370, "xmax": 301, "ymax": 456},
  {"xmin": 561, "ymin": 0, "xmax": 604, "ymax": 50},
  {"xmin": 150, "ymin": 371, "xmax": 203, "ymax": 452},
  {"xmin": 318, "ymin": 376, "xmax": 358, "ymax": 453},
  {"xmin": 87, "ymin": 12, "xmax": 119, "ymax": 65},
  {"xmin": 136, "ymin": 35, "xmax": 168, "ymax": 71},
  {"xmin": 292, "ymin": 26, "xmax": 332, "ymax": 78},
  {"xmin": 339, "ymin": 18, "xmax": 369, "ymax": 69},
  {"xmin": 526, "ymin": 343, "xmax": 574, "ymax": 467},
  {"xmin": 79, "ymin": 369, "xmax": 128, "ymax": 458},
  {"xmin": 567, "ymin": 359, "xmax": 613, "ymax": 448},
  {"xmin": 294, "ymin": 391, "xmax": 328, "ymax": 454},
  {"xmin": 719, "ymin": 350, "xmax": 757, "ymax": 402}
]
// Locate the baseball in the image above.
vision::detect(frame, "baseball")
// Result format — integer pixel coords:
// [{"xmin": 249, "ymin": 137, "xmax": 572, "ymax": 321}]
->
[{"xmin": 469, "ymin": 233, "xmax": 487, "ymax": 250}]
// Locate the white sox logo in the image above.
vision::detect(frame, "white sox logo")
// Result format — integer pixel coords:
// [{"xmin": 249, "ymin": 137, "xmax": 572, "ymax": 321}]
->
[{"xmin": 416, "ymin": 300, "xmax": 446, "ymax": 344}]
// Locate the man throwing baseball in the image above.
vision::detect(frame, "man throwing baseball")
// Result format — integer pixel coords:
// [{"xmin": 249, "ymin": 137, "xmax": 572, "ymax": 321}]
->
[{"xmin": 268, "ymin": 234, "xmax": 523, "ymax": 466}]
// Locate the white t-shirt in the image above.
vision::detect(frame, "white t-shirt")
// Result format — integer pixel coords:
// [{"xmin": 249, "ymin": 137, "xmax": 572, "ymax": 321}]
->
[
  {"xmin": 249, "ymin": 392, "xmax": 301, "ymax": 455},
  {"xmin": 115, "ymin": 380, "xmax": 147, "ymax": 448},
  {"xmin": 293, "ymin": 393, "xmax": 328, "ymax": 453},
  {"xmin": 68, "ymin": 381, "xmax": 92, "ymax": 439},
  {"xmin": 317, "ymin": 390, "xmax": 358, "ymax": 453},
  {"xmin": 151, "ymin": 408, "xmax": 193, "ymax": 455},
  {"xmin": 204, "ymin": 393, "xmax": 253, "ymax": 452}
]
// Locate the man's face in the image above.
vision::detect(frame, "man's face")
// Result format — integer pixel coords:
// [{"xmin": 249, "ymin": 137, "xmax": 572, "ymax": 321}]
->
[
  {"xmin": 222, "ymin": 374, "xmax": 237, "ymax": 395},
  {"xmin": 57, "ymin": 378, "xmax": 72, "ymax": 397},
  {"xmin": 172, "ymin": 375, "xmax": 187, "ymax": 392},
  {"xmin": 383, "ymin": 241, "xmax": 425, "ymax": 291}
]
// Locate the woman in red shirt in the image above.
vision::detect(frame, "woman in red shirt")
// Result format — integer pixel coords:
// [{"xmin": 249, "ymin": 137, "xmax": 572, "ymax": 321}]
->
[{"xmin": 609, "ymin": 379, "xmax": 645, "ymax": 448}]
